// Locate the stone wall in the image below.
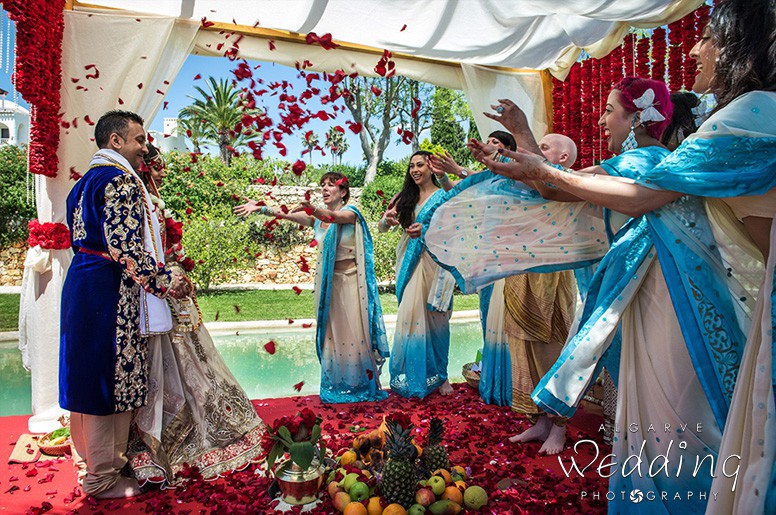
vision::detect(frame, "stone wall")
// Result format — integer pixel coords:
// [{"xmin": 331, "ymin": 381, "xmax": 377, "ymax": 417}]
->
[{"xmin": 0, "ymin": 242, "xmax": 26, "ymax": 286}]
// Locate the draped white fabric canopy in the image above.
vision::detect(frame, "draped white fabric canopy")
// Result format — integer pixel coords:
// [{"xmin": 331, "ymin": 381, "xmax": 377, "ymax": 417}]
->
[{"xmin": 19, "ymin": 0, "xmax": 702, "ymax": 431}]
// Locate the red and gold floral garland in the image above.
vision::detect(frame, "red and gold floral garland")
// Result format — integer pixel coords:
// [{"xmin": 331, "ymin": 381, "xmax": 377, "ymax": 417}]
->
[
  {"xmin": 4, "ymin": 0, "xmax": 65, "ymax": 177},
  {"xmin": 27, "ymin": 220, "xmax": 70, "ymax": 249}
]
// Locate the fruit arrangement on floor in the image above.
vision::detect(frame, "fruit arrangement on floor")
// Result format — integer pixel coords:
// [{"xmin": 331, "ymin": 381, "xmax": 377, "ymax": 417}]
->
[{"xmin": 325, "ymin": 414, "xmax": 489, "ymax": 514}]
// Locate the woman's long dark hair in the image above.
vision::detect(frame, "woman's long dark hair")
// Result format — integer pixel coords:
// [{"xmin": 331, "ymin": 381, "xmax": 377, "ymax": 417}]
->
[
  {"xmin": 660, "ymin": 92, "xmax": 701, "ymax": 149},
  {"xmin": 396, "ymin": 150, "xmax": 435, "ymax": 229},
  {"xmin": 709, "ymin": 0, "xmax": 776, "ymax": 109}
]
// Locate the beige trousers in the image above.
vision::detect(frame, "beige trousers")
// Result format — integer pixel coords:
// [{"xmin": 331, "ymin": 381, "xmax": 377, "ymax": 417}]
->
[{"xmin": 69, "ymin": 411, "xmax": 132, "ymax": 496}]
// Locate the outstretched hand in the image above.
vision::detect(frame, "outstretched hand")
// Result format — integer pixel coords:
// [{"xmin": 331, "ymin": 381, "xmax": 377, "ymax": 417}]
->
[
  {"xmin": 290, "ymin": 201, "xmax": 314, "ymax": 214},
  {"xmin": 466, "ymin": 139, "xmax": 497, "ymax": 164},
  {"xmin": 428, "ymin": 152, "xmax": 460, "ymax": 177},
  {"xmin": 482, "ymin": 148, "xmax": 547, "ymax": 182},
  {"xmin": 405, "ymin": 222, "xmax": 422, "ymax": 239},
  {"xmin": 233, "ymin": 198, "xmax": 261, "ymax": 217},
  {"xmin": 484, "ymin": 98, "xmax": 531, "ymax": 136},
  {"xmin": 382, "ymin": 206, "xmax": 400, "ymax": 228}
]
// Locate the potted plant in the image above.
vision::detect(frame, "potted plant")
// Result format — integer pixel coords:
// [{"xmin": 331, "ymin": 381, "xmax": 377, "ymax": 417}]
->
[{"xmin": 263, "ymin": 408, "xmax": 326, "ymax": 505}]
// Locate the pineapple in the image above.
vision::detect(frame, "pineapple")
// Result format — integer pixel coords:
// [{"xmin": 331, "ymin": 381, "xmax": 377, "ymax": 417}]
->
[
  {"xmin": 422, "ymin": 418, "xmax": 449, "ymax": 472},
  {"xmin": 379, "ymin": 418, "xmax": 417, "ymax": 508}
]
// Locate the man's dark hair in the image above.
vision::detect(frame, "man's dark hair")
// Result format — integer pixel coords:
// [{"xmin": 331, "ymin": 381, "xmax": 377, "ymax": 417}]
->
[{"xmin": 94, "ymin": 110, "xmax": 144, "ymax": 149}]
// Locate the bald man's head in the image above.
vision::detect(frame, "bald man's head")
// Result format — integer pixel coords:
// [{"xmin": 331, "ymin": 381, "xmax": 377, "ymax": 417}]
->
[{"xmin": 539, "ymin": 133, "xmax": 578, "ymax": 168}]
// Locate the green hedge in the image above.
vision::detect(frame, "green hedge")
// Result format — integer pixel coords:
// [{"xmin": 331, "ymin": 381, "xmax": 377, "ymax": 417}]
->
[{"xmin": 0, "ymin": 146, "xmax": 36, "ymax": 247}]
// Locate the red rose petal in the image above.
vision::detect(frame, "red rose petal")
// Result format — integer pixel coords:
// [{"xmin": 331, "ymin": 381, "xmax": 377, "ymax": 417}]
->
[{"xmin": 263, "ymin": 341, "xmax": 276, "ymax": 354}]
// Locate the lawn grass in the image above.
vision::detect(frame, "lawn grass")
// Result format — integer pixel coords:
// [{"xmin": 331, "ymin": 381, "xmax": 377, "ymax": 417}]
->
[
  {"xmin": 0, "ymin": 294, "xmax": 20, "ymax": 332},
  {"xmin": 0, "ymin": 290, "xmax": 481, "ymax": 331}
]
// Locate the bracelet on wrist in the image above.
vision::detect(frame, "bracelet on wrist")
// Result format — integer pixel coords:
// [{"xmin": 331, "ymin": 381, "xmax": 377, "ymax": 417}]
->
[{"xmin": 437, "ymin": 173, "xmax": 450, "ymax": 183}]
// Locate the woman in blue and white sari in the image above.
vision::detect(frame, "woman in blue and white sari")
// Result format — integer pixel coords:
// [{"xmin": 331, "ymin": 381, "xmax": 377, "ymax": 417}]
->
[
  {"xmin": 235, "ymin": 173, "xmax": 389, "ymax": 403},
  {"xmin": 381, "ymin": 151, "xmax": 457, "ymax": 398},
  {"xmin": 649, "ymin": 3, "xmax": 776, "ymax": 513},
  {"xmin": 482, "ymin": 76, "xmax": 753, "ymax": 514}
]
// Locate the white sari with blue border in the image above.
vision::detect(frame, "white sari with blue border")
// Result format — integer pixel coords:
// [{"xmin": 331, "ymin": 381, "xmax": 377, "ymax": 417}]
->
[
  {"xmin": 644, "ymin": 91, "xmax": 776, "ymax": 515},
  {"xmin": 313, "ymin": 205, "xmax": 389, "ymax": 403}
]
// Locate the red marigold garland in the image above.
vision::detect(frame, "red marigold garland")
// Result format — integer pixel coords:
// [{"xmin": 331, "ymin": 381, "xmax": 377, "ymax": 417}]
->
[
  {"xmin": 651, "ymin": 28, "xmax": 667, "ymax": 81},
  {"xmin": 4, "ymin": 0, "xmax": 65, "ymax": 177},
  {"xmin": 681, "ymin": 12, "xmax": 698, "ymax": 90},
  {"xmin": 667, "ymin": 18, "xmax": 685, "ymax": 91},
  {"xmin": 551, "ymin": 76, "xmax": 565, "ymax": 135},
  {"xmin": 579, "ymin": 60, "xmax": 592, "ymax": 168},
  {"xmin": 622, "ymin": 33, "xmax": 635, "ymax": 78},
  {"xmin": 27, "ymin": 220, "xmax": 70, "ymax": 249},
  {"xmin": 636, "ymin": 36, "xmax": 651, "ymax": 78}
]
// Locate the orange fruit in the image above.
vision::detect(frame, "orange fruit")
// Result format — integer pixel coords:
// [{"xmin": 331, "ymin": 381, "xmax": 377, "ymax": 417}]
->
[
  {"xmin": 341, "ymin": 450, "xmax": 358, "ymax": 466},
  {"xmin": 366, "ymin": 496, "xmax": 384, "ymax": 515},
  {"xmin": 441, "ymin": 485, "xmax": 463, "ymax": 505},
  {"xmin": 454, "ymin": 480, "xmax": 468, "ymax": 490},
  {"xmin": 382, "ymin": 504, "xmax": 407, "ymax": 515},
  {"xmin": 343, "ymin": 501, "xmax": 368, "ymax": 515},
  {"xmin": 451, "ymin": 465, "xmax": 467, "ymax": 479},
  {"xmin": 433, "ymin": 469, "xmax": 453, "ymax": 483}
]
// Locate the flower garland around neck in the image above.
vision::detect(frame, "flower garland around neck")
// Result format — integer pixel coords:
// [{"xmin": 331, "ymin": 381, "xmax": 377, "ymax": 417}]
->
[{"xmin": 5, "ymin": 0, "xmax": 64, "ymax": 177}]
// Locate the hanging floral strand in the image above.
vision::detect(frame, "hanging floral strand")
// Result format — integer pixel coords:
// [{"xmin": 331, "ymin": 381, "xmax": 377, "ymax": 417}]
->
[
  {"xmin": 635, "ymin": 35, "xmax": 651, "ymax": 78},
  {"xmin": 650, "ymin": 28, "xmax": 667, "ymax": 82},
  {"xmin": 4, "ymin": 0, "xmax": 64, "ymax": 177}
]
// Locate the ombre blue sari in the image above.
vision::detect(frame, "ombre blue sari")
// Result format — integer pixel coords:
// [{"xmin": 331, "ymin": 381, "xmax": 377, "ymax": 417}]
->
[
  {"xmin": 390, "ymin": 194, "xmax": 456, "ymax": 398},
  {"xmin": 314, "ymin": 206, "xmax": 389, "ymax": 403}
]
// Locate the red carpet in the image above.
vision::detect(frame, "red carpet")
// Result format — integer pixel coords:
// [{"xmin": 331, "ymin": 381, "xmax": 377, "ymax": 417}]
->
[{"xmin": 2, "ymin": 384, "xmax": 609, "ymax": 514}]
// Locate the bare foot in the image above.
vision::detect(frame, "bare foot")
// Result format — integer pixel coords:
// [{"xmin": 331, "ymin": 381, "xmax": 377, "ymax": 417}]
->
[
  {"xmin": 508, "ymin": 415, "xmax": 551, "ymax": 443},
  {"xmin": 538, "ymin": 423, "xmax": 567, "ymax": 455},
  {"xmin": 438, "ymin": 380, "xmax": 454, "ymax": 396},
  {"xmin": 93, "ymin": 476, "xmax": 143, "ymax": 499}
]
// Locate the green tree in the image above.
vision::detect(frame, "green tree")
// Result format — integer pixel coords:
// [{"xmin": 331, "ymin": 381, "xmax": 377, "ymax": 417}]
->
[
  {"xmin": 430, "ymin": 88, "xmax": 469, "ymax": 165},
  {"xmin": 395, "ymin": 79, "xmax": 435, "ymax": 153},
  {"xmin": 301, "ymin": 130, "xmax": 319, "ymax": 165},
  {"xmin": 178, "ymin": 77, "xmax": 260, "ymax": 165},
  {"xmin": 325, "ymin": 127, "xmax": 349, "ymax": 165},
  {"xmin": 175, "ymin": 115, "xmax": 207, "ymax": 153},
  {"xmin": 0, "ymin": 145, "xmax": 36, "ymax": 247}
]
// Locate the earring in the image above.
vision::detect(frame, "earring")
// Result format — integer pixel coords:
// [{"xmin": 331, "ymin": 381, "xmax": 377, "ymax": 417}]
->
[{"xmin": 620, "ymin": 114, "xmax": 639, "ymax": 153}]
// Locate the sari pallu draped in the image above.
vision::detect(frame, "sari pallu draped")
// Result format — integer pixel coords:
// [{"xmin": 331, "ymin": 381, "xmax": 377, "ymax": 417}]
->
[
  {"xmin": 314, "ymin": 205, "xmax": 389, "ymax": 403},
  {"xmin": 477, "ymin": 279, "xmax": 512, "ymax": 406},
  {"xmin": 641, "ymin": 91, "xmax": 776, "ymax": 515},
  {"xmin": 533, "ymin": 147, "xmax": 751, "ymax": 514},
  {"xmin": 419, "ymin": 170, "xmax": 609, "ymax": 294},
  {"xmin": 390, "ymin": 194, "xmax": 457, "ymax": 398}
]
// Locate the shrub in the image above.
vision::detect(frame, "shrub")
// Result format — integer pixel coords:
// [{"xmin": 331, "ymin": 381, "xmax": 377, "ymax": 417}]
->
[
  {"xmin": 371, "ymin": 223, "xmax": 401, "ymax": 283},
  {"xmin": 182, "ymin": 206, "xmax": 260, "ymax": 290},
  {"xmin": 360, "ymin": 174, "xmax": 404, "ymax": 221},
  {"xmin": 0, "ymin": 146, "xmax": 36, "ymax": 247}
]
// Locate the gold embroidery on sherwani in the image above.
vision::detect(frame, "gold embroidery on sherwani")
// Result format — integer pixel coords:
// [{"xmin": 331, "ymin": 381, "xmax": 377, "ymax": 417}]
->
[{"xmin": 72, "ymin": 194, "xmax": 87, "ymax": 241}]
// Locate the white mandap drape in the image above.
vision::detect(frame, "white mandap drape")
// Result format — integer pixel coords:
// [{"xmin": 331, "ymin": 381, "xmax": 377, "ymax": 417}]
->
[{"xmin": 19, "ymin": 0, "xmax": 699, "ymax": 431}]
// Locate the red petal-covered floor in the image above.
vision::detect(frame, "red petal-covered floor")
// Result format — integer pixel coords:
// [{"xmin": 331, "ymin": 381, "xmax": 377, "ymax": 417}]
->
[{"xmin": 1, "ymin": 384, "xmax": 609, "ymax": 514}]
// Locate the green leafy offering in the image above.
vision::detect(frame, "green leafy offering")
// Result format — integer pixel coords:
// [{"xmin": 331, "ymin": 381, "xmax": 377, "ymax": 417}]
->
[{"xmin": 48, "ymin": 427, "xmax": 70, "ymax": 439}]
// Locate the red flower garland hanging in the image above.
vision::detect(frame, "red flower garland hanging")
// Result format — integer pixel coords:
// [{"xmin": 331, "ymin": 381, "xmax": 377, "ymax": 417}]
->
[
  {"xmin": 579, "ymin": 60, "xmax": 592, "ymax": 168},
  {"xmin": 622, "ymin": 33, "xmax": 635, "ymax": 78},
  {"xmin": 551, "ymin": 77, "xmax": 565, "ymax": 135},
  {"xmin": 636, "ymin": 36, "xmax": 651, "ymax": 78},
  {"xmin": 667, "ymin": 18, "xmax": 684, "ymax": 91},
  {"xmin": 651, "ymin": 28, "xmax": 667, "ymax": 82},
  {"xmin": 27, "ymin": 220, "xmax": 71, "ymax": 250},
  {"xmin": 5, "ymin": 0, "xmax": 65, "ymax": 177},
  {"xmin": 680, "ymin": 12, "xmax": 698, "ymax": 90}
]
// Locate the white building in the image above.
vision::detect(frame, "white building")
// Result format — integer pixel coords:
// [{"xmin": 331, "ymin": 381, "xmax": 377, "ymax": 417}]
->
[
  {"xmin": 0, "ymin": 90, "xmax": 30, "ymax": 147},
  {"xmin": 148, "ymin": 117, "xmax": 188, "ymax": 152}
]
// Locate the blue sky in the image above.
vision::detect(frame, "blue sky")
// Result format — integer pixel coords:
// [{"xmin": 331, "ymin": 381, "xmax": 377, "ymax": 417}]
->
[{"xmin": 0, "ymin": 8, "xmax": 417, "ymax": 167}]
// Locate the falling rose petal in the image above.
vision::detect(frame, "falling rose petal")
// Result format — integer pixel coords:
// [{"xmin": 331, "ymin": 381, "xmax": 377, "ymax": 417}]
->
[
  {"xmin": 401, "ymin": 23, "xmax": 407, "ymax": 31},
  {"xmin": 375, "ymin": 190, "xmax": 385, "ymax": 198},
  {"xmin": 303, "ymin": 190, "xmax": 312, "ymax": 201},
  {"xmin": 309, "ymin": 239, "xmax": 318, "ymax": 248},
  {"xmin": 335, "ymin": 177, "xmax": 348, "ymax": 186},
  {"xmin": 214, "ymin": 310, "xmax": 220, "ymax": 321},
  {"xmin": 83, "ymin": 115, "xmax": 94, "ymax": 126},
  {"xmin": 288, "ymin": 318, "xmax": 295, "ymax": 325},
  {"xmin": 233, "ymin": 304, "xmax": 241, "ymax": 314},
  {"xmin": 346, "ymin": 121, "xmax": 362, "ymax": 134},
  {"xmin": 293, "ymin": 381, "xmax": 304, "ymax": 391},
  {"xmin": 137, "ymin": 82, "xmax": 143, "ymax": 89},
  {"xmin": 193, "ymin": 73, "xmax": 202, "ymax": 80},
  {"xmin": 292, "ymin": 286, "xmax": 302, "ymax": 295},
  {"xmin": 185, "ymin": 207, "xmax": 193, "ymax": 215},
  {"xmin": 291, "ymin": 160, "xmax": 306, "ymax": 176},
  {"xmin": 302, "ymin": 322, "xmax": 313, "ymax": 328},
  {"xmin": 268, "ymin": 40, "xmax": 276, "ymax": 51},
  {"xmin": 303, "ymin": 206, "xmax": 314, "ymax": 216},
  {"xmin": 118, "ymin": 97, "xmax": 124, "ymax": 105},
  {"xmin": 201, "ymin": 17, "xmax": 215, "ymax": 28},
  {"xmin": 69, "ymin": 168, "xmax": 82, "ymax": 181},
  {"xmin": 263, "ymin": 341, "xmax": 276, "ymax": 354},
  {"xmin": 370, "ymin": 85, "xmax": 382, "ymax": 96},
  {"xmin": 366, "ymin": 369, "xmax": 374, "ymax": 380},
  {"xmin": 411, "ymin": 97, "xmax": 421, "ymax": 118}
]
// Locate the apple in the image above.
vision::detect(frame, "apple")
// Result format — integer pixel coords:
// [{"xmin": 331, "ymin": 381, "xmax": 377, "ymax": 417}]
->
[
  {"xmin": 332, "ymin": 491, "xmax": 351, "ymax": 512},
  {"xmin": 327, "ymin": 479, "xmax": 343, "ymax": 498},
  {"xmin": 350, "ymin": 481, "xmax": 370, "ymax": 502},
  {"xmin": 340, "ymin": 472, "xmax": 360, "ymax": 492},
  {"xmin": 408, "ymin": 504, "xmax": 428, "ymax": 515},
  {"xmin": 427, "ymin": 475, "xmax": 446, "ymax": 496},
  {"xmin": 415, "ymin": 487, "xmax": 436, "ymax": 507}
]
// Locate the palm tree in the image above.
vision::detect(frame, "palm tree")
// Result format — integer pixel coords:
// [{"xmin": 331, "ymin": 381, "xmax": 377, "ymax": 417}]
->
[
  {"xmin": 325, "ymin": 127, "xmax": 349, "ymax": 165},
  {"xmin": 178, "ymin": 77, "xmax": 260, "ymax": 165},
  {"xmin": 175, "ymin": 115, "xmax": 207, "ymax": 154},
  {"xmin": 301, "ymin": 130, "xmax": 319, "ymax": 165}
]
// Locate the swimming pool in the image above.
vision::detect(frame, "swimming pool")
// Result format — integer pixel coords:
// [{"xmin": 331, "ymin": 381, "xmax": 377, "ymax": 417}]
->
[{"xmin": 0, "ymin": 317, "xmax": 485, "ymax": 417}]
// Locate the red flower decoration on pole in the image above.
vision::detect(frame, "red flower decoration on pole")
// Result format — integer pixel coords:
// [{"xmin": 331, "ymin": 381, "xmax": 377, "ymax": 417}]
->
[{"xmin": 27, "ymin": 220, "xmax": 71, "ymax": 250}]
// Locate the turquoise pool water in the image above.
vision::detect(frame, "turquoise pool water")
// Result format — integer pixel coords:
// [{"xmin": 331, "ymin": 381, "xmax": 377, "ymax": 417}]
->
[{"xmin": 0, "ymin": 319, "xmax": 484, "ymax": 417}]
